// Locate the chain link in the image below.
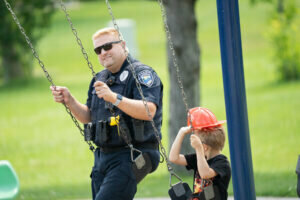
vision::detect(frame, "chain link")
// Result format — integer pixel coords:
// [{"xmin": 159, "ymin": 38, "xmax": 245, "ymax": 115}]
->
[{"xmin": 3, "ymin": 0, "xmax": 95, "ymax": 152}]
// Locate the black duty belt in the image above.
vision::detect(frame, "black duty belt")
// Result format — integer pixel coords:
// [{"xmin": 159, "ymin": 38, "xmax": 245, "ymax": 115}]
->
[{"xmin": 99, "ymin": 142, "xmax": 159, "ymax": 153}]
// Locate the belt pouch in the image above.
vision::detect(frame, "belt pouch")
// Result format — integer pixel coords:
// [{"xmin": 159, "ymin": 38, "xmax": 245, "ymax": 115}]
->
[
  {"xmin": 132, "ymin": 119, "xmax": 144, "ymax": 142},
  {"xmin": 95, "ymin": 120, "xmax": 109, "ymax": 144},
  {"xmin": 84, "ymin": 122, "xmax": 95, "ymax": 141}
]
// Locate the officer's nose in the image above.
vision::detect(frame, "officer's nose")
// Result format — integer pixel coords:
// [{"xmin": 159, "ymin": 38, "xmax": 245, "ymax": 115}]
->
[{"xmin": 101, "ymin": 48, "xmax": 109, "ymax": 55}]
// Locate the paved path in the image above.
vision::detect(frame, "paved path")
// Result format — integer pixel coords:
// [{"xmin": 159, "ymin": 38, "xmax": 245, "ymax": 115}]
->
[{"xmin": 134, "ymin": 197, "xmax": 299, "ymax": 200}]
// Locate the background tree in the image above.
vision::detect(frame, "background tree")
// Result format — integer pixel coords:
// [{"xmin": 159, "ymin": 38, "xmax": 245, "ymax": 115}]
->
[
  {"xmin": 0, "ymin": 0, "xmax": 55, "ymax": 84},
  {"xmin": 163, "ymin": 0, "xmax": 200, "ymax": 173}
]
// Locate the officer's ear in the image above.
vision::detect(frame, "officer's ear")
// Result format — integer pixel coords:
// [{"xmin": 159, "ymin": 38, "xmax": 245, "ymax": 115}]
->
[{"xmin": 121, "ymin": 41, "xmax": 129, "ymax": 54}]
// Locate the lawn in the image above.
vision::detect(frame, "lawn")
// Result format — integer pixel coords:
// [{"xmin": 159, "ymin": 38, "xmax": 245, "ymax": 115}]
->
[{"xmin": 0, "ymin": 0, "xmax": 299, "ymax": 199}]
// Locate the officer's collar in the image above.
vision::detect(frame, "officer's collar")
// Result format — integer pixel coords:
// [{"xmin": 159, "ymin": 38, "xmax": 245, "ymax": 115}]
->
[{"xmin": 111, "ymin": 55, "xmax": 134, "ymax": 76}]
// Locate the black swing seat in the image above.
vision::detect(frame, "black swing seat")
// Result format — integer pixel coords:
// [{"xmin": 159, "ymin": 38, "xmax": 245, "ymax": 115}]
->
[
  {"xmin": 169, "ymin": 182, "xmax": 192, "ymax": 200},
  {"xmin": 132, "ymin": 152, "xmax": 153, "ymax": 184}
]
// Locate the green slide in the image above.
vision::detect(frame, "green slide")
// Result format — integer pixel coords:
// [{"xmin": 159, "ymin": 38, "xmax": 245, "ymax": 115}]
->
[{"xmin": 0, "ymin": 161, "xmax": 19, "ymax": 200}]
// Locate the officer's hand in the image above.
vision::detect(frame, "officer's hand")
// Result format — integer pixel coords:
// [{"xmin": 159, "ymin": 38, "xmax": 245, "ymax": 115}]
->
[
  {"xmin": 94, "ymin": 81, "xmax": 116, "ymax": 103},
  {"xmin": 50, "ymin": 86, "xmax": 72, "ymax": 105}
]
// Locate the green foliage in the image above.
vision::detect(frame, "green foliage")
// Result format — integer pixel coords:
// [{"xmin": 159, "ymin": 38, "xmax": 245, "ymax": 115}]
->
[
  {"xmin": 0, "ymin": 0, "xmax": 55, "ymax": 82},
  {"xmin": 251, "ymin": 0, "xmax": 300, "ymax": 81},
  {"xmin": 268, "ymin": 1, "xmax": 300, "ymax": 81}
]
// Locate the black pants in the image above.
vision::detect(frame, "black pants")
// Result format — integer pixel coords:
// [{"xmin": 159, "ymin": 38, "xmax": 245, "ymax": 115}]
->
[{"xmin": 91, "ymin": 148, "xmax": 160, "ymax": 200}]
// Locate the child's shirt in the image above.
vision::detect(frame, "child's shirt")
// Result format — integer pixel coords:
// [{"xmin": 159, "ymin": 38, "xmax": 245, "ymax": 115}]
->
[{"xmin": 184, "ymin": 154, "xmax": 231, "ymax": 200}]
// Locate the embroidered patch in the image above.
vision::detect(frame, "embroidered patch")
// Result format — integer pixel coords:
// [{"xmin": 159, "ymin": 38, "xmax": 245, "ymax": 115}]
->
[
  {"xmin": 138, "ymin": 70, "xmax": 154, "ymax": 87},
  {"xmin": 120, "ymin": 70, "xmax": 129, "ymax": 82}
]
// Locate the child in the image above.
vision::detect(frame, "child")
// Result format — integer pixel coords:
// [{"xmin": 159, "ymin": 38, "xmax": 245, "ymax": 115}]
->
[{"xmin": 169, "ymin": 107, "xmax": 231, "ymax": 200}]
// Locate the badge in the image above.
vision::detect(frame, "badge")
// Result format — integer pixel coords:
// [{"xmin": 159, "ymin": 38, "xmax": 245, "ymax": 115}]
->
[
  {"xmin": 138, "ymin": 70, "xmax": 154, "ymax": 87},
  {"xmin": 120, "ymin": 70, "xmax": 129, "ymax": 82}
]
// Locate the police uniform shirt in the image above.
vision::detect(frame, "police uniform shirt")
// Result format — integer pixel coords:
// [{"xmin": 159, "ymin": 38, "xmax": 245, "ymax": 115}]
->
[{"xmin": 86, "ymin": 56, "xmax": 163, "ymax": 147}]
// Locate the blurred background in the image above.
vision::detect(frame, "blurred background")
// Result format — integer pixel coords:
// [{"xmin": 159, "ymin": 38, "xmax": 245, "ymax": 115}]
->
[{"xmin": 0, "ymin": 0, "xmax": 299, "ymax": 199}]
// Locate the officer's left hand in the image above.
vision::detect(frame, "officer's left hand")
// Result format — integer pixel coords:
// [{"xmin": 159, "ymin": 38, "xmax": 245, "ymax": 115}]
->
[{"xmin": 94, "ymin": 81, "xmax": 116, "ymax": 103}]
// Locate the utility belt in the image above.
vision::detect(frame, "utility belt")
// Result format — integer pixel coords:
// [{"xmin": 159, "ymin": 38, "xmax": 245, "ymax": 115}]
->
[
  {"xmin": 99, "ymin": 142, "xmax": 159, "ymax": 153},
  {"xmin": 84, "ymin": 115, "xmax": 148, "ymax": 145},
  {"xmin": 85, "ymin": 115, "xmax": 157, "ymax": 184}
]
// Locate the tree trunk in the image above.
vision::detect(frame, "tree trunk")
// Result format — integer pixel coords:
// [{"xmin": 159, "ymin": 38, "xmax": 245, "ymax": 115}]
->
[
  {"xmin": 2, "ymin": 45, "xmax": 28, "ymax": 84},
  {"xmin": 277, "ymin": 0, "xmax": 284, "ymax": 13},
  {"xmin": 163, "ymin": 0, "xmax": 200, "ymax": 173},
  {"xmin": 1, "ymin": 44, "xmax": 33, "ymax": 84}
]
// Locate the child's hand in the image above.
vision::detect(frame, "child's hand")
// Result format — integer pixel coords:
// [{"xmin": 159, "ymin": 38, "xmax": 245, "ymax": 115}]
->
[
  {"xmin": 178, "ymin": 126, "xmax": 192, "ymax": 136},
  {"xmin": 190, "ymin": 134, "xmax": 204, "ymax": 153}
]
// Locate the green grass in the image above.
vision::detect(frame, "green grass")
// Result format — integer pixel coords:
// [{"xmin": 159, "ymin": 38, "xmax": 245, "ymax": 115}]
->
[{"xmin": 0, "ymin": 0, "xmax": 300, "ymax": 199}]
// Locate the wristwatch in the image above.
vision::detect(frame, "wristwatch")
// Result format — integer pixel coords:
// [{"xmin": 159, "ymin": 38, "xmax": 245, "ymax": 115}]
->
[{"xmin": 113, "ymin": 94, "xmax": 123, "ymax": 106}]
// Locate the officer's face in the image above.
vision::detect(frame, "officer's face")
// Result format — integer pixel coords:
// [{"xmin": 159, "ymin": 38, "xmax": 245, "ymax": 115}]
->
[{"xmin": 93, "ymin": 33, "xmax": 126, "ymax": 73}]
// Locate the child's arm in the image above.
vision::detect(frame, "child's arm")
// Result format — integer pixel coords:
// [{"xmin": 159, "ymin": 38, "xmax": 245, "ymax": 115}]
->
[
  {"xmin": 169, "ymin": 126, "xmax": 192, "ymax": 166},
  {"xmin": 190, "ymin": 134, "xmax": 217, "ymax": 179}
]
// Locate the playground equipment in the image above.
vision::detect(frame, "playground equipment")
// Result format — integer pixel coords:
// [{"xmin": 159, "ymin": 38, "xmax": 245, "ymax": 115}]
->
[{"xmin": 0, "ymin": 161, "xmax": 19, "ymax": 200}]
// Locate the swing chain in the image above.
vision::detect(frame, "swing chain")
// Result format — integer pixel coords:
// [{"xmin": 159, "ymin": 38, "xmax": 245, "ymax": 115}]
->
[
  {"xmin": 105, "ymin": 0, "xmax": 174, "ymax": 172},
  {"xmin": 59, "ymin": 0, "xmax": 97, "ymax": 79},
  {"xmin": 3, "ymin": 0, "xmax": 95, "ymax": 152},
  {"xmin": 157, "ymin": 0, "xmax": 190, "ymax": 115}
]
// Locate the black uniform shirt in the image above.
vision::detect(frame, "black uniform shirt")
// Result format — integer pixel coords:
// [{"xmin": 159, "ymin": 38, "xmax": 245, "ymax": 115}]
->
[{"xmin": 86, "ymin": 56, "xmax": 163, "ymax": 147}]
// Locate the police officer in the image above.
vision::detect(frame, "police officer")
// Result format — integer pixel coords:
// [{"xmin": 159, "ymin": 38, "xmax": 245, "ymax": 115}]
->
[{"xmin": 50, "ymin": 27, "xmax": 163, "ymax": 200}]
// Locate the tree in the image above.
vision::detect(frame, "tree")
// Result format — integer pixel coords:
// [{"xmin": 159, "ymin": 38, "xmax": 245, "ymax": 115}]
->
[
  {"xmin": 0, "ymin": 0, "xmax": 55, "ymax": 84},
  {"xmin": 162, "ymin": 0, "xmax": 200, "ymax": 173}
]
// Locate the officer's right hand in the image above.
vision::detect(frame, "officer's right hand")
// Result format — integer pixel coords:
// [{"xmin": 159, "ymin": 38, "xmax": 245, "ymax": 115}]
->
[{"xmin": 50, "ymin": 86, "xmax": 72, "ymax": 105}]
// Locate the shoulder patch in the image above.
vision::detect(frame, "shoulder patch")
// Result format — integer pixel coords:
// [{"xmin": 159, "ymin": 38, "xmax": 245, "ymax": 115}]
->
[{"xmin": 138, "ymin": 69, "xmax": 154, "ymax": 87}]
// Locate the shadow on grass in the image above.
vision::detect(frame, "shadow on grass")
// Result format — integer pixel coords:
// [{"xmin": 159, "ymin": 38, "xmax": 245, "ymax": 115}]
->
[{"xmin": 15, "ymin": 171, "xmax": 297, "ymax": 199}]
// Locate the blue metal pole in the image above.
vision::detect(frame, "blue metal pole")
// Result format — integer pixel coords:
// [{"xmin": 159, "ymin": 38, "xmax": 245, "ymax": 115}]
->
[{"xmin": 216, "ymin": 0, "xmax": 256, "ymax": 199}]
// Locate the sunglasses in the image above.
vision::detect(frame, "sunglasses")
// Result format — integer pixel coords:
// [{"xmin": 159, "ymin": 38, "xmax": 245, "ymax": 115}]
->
[{"xmin": 94, "ymin": 40, "xmax": 122, "ymax": 55}]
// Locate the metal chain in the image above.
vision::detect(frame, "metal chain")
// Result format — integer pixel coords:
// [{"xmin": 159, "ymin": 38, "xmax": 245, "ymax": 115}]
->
[
  {"xmin": 156, "ymin": 0, "xmax": 196, "ymax": 130},
  {"xmin": 105, "ymin": 0, "xmax": 174, "ymax": 172},
  {"xmin": 3, "ymin": 0, "xmax": 95, "ymax": 152},
  {"xmin": 156, "ymin": 0, "xmax": 197, "ymax": 180},
  {"xmin": 156, "ymin": 0, "xmax": 191, "ymax": 115},
  {"xmin": 59, "ymin": 0, "xmax": 97, "ymax": 78}
]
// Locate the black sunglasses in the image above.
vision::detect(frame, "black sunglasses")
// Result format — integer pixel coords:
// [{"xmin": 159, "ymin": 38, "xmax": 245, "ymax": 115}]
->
[{"xmin": 94, "ymin": 40, "xmax": 122, "ymax": 55}]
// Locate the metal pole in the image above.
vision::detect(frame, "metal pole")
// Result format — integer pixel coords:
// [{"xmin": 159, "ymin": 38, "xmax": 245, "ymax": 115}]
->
[{"xmin": 216, "ymin": 0, "xmax": 256, "ymax": 199}]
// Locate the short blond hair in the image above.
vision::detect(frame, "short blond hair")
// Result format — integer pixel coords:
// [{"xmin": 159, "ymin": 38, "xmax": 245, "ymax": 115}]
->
[
  {"xmin": 92, "ymin": 27, "xmax": 120, "ymax": 40},
  {"xmin": 196, "ymin": 126, "xmax": 225, "ymax": 151}
]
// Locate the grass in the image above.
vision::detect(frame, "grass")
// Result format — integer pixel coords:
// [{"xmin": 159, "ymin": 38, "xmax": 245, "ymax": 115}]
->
[{"xmin": 0, "ymin": 0, "xmax": 299, "ymax": 199}]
